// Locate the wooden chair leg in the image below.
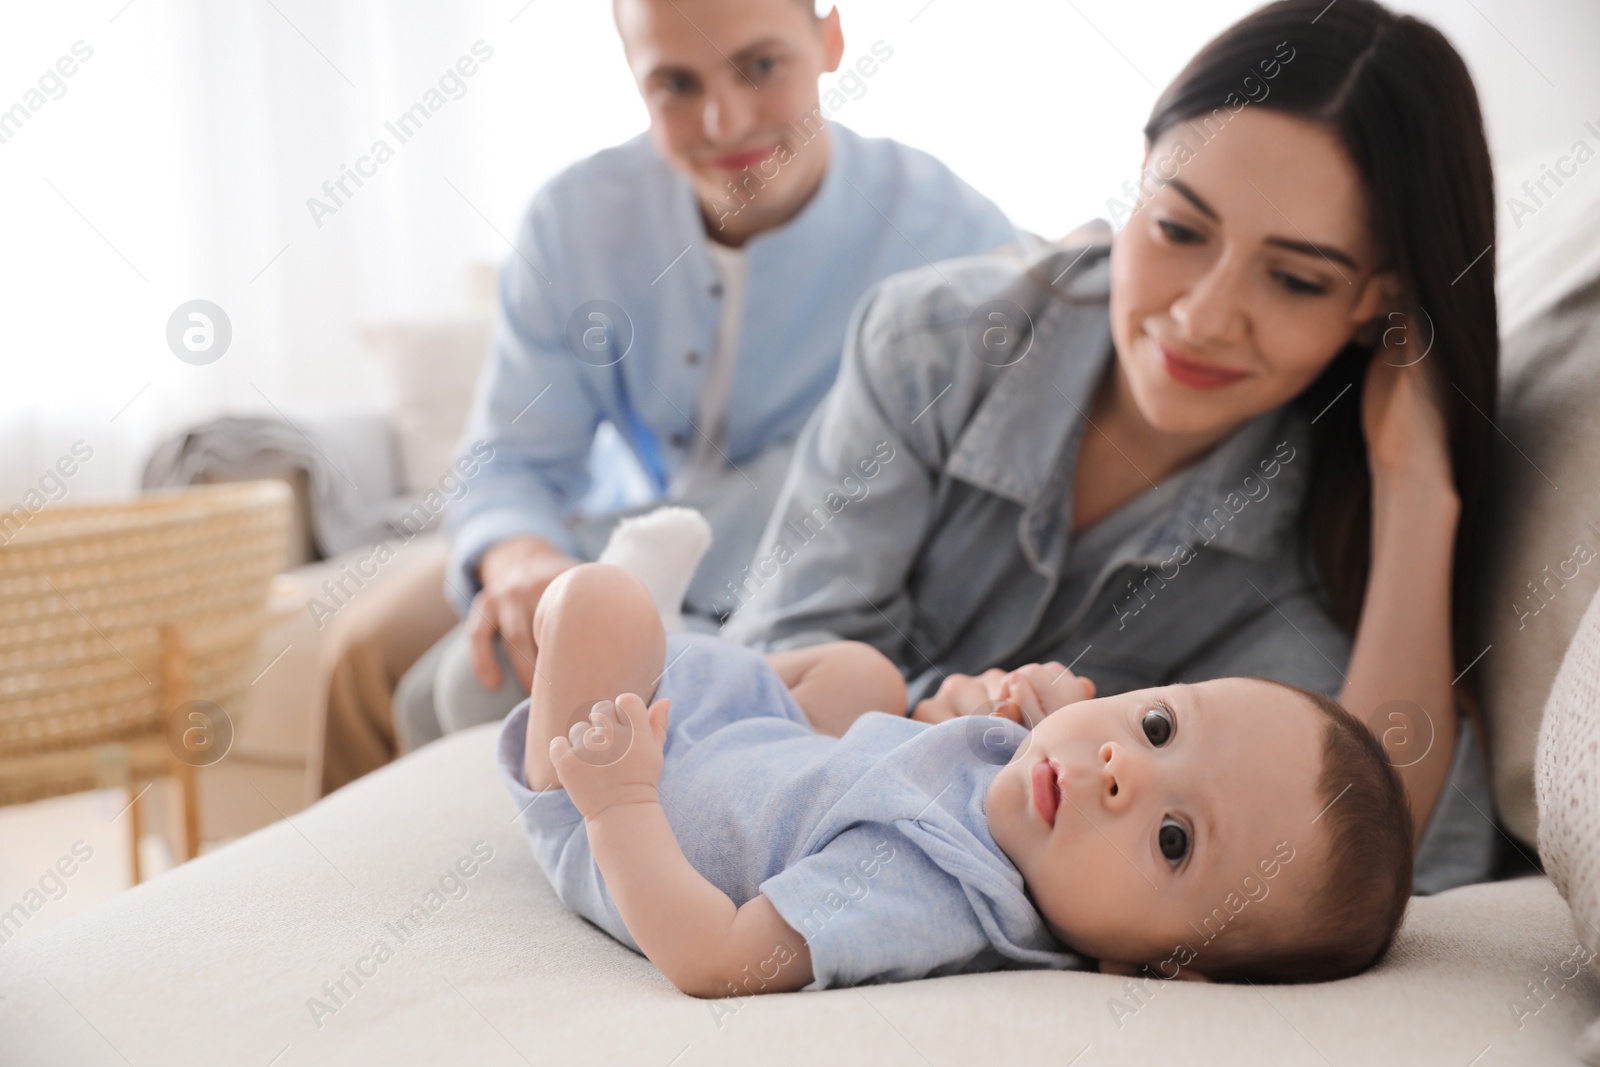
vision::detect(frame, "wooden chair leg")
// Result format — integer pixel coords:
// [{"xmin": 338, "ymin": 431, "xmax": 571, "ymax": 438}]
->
[
  {"xmin": 127, "ymin": 781, "xmax": 143, "ymax": 886},
  {"xmin": 173, "ymin": 758, "xmax": 201, "ymax": 861},
  {"xmin": 159, "ymin": 623, "xmax": 202, "ymax": 863}
]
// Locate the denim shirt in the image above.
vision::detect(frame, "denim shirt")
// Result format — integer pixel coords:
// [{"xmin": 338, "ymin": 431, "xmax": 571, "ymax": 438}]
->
[
  {"xmin": 444, "ymin": 124, "xmax": 1017, "ymax": 611},
  {"xmin": 721, "ymin": 243, "xmax": 1351, "ymax": 703},
  {"xmin": 722, "ymin": 241, "xmax": 1498, "ymax": 892}
]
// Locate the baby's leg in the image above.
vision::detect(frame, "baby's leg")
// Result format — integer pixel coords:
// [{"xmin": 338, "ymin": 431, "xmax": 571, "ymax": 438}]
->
[{"xmin": 522, "ymin": 563, "xmax": 665, "ymax": 791}]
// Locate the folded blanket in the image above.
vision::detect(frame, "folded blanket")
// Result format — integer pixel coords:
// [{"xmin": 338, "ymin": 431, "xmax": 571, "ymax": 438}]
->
[{"xmin": 141, "ymin": 412, "xmax": 408, "ymax": 558}]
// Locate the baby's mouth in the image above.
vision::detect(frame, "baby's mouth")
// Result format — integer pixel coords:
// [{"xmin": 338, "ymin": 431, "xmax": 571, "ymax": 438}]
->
[{"xmin": 1030, "ymin": 757, "xmax": 1062, "ymax": 828}]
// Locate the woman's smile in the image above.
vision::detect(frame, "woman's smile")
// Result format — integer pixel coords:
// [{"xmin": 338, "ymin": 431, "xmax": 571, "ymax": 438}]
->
[{"xmin": 1160, "ymin": 343, "xmax": 1250, "ymax": 390}]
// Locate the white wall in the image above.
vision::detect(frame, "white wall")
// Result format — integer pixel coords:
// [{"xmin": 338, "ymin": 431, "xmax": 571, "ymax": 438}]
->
[{"xmin": 1, "ymin": 0, "xmax": 1596, "ymax": 505}]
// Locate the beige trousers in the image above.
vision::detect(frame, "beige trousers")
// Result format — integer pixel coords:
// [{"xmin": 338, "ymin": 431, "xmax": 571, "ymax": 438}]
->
[{"xmin": 305, "ymin": 544, "xmax": 455, "ymax": 799}]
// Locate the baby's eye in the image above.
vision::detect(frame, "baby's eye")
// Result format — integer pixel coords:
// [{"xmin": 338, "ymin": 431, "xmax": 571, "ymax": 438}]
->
[
  {"xmin": 1158, "ymin": 817, "xmax": 1190, "ymax": 865},
  {"xmin": 1141, "ymin": 703, "xmax": 1175, "ymax": 746}
]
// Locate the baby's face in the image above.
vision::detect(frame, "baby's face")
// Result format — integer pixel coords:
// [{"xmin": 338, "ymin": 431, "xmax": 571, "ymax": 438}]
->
[{"xmin": 986, "ymin": 678, "xmax": 1326, "ymax": 968}]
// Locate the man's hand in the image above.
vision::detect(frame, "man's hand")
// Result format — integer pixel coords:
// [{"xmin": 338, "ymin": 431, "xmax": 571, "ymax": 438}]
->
[
  {"xmin": 469, "ymin": 536, "xmax": 581, "ymax": 691},
  {"xmin": 550, "ymin": 693, "xmax": 670, "ymax": 821}
]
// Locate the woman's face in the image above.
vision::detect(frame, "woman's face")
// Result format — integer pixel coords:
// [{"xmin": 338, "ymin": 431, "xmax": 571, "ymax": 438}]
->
[{"xmin": 1109, "ymin": 109, "xmax": 1395, "ymax": 438}]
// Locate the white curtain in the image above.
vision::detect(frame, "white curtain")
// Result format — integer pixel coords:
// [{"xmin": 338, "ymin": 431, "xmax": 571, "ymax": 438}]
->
[
  {"xmin": 0, "ymin": 0, "xmax": 645, "ymax": 504},
  {"xmin": 2, "ymin": 0, "xmax": 1596, "ymax": 505}
]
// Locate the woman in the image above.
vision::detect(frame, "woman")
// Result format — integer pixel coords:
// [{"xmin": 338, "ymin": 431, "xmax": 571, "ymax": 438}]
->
[{"xmin": 723, "ymin": 0, "xmax": 1498, "ymax": 891}]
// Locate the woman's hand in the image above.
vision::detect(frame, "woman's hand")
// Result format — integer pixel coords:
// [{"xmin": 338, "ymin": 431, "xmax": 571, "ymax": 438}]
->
[
  {"xmin": 550, "ymin": 693, "xmax": 670, "ymax": 822},
  {"xmin": 1347, "ymin": 321, "xmax": 1465, "ymax": 839},
  {"xmin": 1360, "ymin": 321, "xmax": 1455, "ymax": 493}
]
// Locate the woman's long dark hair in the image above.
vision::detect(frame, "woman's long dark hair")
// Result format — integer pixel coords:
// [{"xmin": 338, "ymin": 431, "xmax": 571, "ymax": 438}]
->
[{"xmin": 1144, "ymin": 0, "xmax": 1498, "ymax": 698}]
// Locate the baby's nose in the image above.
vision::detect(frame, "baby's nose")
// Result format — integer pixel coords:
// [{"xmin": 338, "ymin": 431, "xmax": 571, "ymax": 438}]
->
[{"xmin": 1098, "ymin": 742, "xmax": 1137, "ymax": 808}]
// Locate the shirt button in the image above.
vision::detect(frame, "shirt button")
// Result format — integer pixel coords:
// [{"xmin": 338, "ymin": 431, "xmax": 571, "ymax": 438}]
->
[
  {"xmin": 709, "ymin": 282, "xmax": 724, "ymax": 298},
  {"xmin": 670, "ymin": 431, "xmax": 688, "ymax": 448},
  {"xmin": 685, "ymin": 350, "xmax": 700, "ymax": 366}
]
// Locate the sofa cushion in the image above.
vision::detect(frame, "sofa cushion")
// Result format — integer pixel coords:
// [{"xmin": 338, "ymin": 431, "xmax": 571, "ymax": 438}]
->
[
  {"xmin": 1480, "ymin": 263, "xmax": 1600, "ymax": 846},
  {"xmin": 363, "ymin": 318, "xmax": 492, "ymax": 495},
  {"xmin": 0, "ymin": 724, "xmax": 1594, "ymax": 1067},
  {"xmin": 1498, "ymin": 148, "xmax": 1600, "ymax": 339}
]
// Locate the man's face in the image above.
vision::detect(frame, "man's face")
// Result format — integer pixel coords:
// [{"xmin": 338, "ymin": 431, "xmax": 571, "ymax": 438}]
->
[
  {"xmin": 615, "ymin": 0, "xmax": 844, "ymax": 241},
  {"xmin": 986, "ymin": 678, "xmax": 1328, "ymax": 970}
]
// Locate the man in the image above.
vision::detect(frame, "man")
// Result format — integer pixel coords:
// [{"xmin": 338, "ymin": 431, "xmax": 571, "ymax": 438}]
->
[{"xmin": 308, "ymin": 0, "xmax": 1015, "ymax": 796}]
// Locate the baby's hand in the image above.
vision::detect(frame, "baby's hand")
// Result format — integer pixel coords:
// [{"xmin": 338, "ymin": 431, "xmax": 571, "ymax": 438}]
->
[
  {"xmin": 911, "ymin": 668, "xmax": 1011, "ymax": 724},
  {"xmin": 549, "ymin": 693, "xmax": 670, "ymax": 822},
  {"xmin": 997, "ymin": 663, "xmax": 1095, "ymax": 727},
  {"xmin": 913, "ymin": 665, "xmax": 1095, "ymax": 728}
]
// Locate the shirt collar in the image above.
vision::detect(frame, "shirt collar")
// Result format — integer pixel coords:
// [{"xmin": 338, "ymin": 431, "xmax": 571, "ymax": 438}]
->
[
  {"xmin": 743, "ymin": 122, "xmax": 853, "ymax": 253},
  {"xmin": 665, "ymin": 122, "xmax": 857, "ymax": 269},
  {"xmin": 946, "ymin": 243, "xmax": 1114, "ymax": 512},
  {"xmin": 947, "ymin": 242, "xmax": 1310, "ymax": 569}
]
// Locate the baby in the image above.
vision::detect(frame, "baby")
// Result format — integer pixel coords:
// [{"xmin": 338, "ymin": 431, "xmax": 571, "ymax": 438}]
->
[{"xmin": 497, "ymin": 515, "xmax": 1413, "ymax": 996}]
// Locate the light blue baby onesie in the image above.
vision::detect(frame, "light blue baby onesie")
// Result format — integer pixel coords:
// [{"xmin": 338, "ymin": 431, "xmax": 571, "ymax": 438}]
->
[{"xmin": 496, "ymin": 633, "xmax": 1086, "ymax": 989}]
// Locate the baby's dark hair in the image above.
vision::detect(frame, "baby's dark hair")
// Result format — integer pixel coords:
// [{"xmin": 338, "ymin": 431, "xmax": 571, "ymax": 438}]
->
[{"xmin": 1198, "ymin": 678, "xmax": 1413, "ymax": 983}]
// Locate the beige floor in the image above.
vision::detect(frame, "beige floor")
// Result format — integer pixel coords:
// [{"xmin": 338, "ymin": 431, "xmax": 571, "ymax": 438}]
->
[
  {"xmin": 0, "ymin": 756, "xmax": 310, "ymax": 945},
  {"xmin": 0, "ymin": 788, "xmax": 168, "ymax": 944},
  {"xmin": 1, "ymin": 568, "xmax": 328, "ymax": 945}
]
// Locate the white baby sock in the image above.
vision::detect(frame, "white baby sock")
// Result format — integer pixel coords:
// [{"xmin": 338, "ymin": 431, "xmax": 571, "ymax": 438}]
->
[{"xmin": 596, "ymin": 506, "xmax": 713, "ymax": 633}]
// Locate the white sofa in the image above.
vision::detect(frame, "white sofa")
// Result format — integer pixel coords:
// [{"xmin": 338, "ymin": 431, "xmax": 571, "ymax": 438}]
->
[
  {"xmin": 0, "ymin": 723, "xmax": 1590, "ymax": 1067},
  {"xmin": 7, "ymin": 170, "xmax": 1600, "ymax": 1064}
]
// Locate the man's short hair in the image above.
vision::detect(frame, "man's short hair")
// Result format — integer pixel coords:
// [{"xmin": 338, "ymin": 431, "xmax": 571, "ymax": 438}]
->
[{"xmin": 615, "ymin": 0, "xmax": 820, "ymax": 22}]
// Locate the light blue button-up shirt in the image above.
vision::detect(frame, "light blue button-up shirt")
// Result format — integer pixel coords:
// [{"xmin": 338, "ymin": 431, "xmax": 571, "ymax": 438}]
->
[{"xmin": 445, "ymin": 125, "xmax": 1016, "ymax": 609}]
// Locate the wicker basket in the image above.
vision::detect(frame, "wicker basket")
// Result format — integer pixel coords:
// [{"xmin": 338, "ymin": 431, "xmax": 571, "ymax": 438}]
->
[{"xmin": 0, "ymin": 480, "xmax": 291, "ymax": 810}]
